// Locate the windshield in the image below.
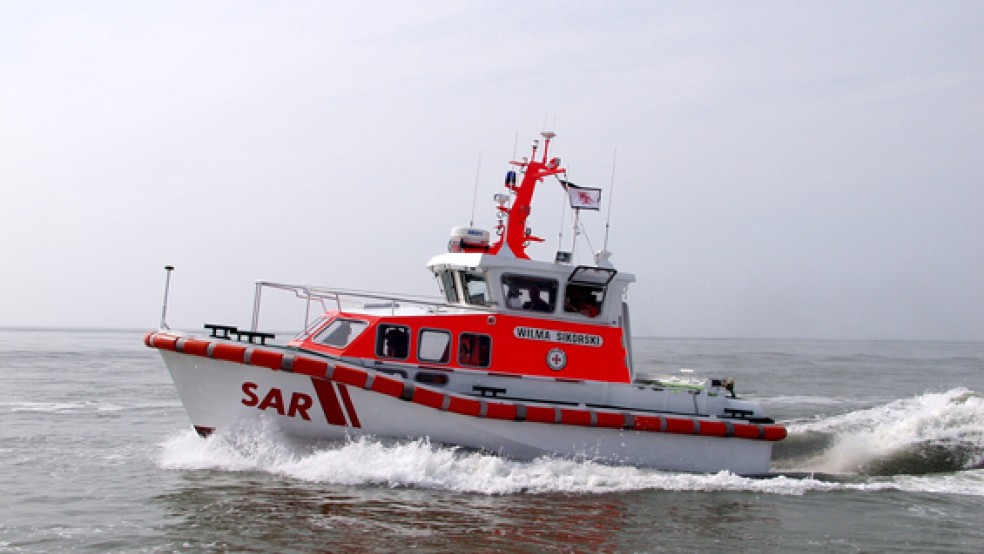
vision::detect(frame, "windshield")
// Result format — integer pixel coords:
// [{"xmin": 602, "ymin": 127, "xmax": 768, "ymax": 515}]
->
[
  {"xmin": 461, "ymin": 271, "xmax": 490, "ymax": 306},
  {"xmin": 438, "ymin": 270, "xmax": 459, "ymax": 304}
]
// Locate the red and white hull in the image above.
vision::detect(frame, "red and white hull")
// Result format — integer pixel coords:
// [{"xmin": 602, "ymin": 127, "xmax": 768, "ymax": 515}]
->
[{"xmin": 151, "ymin": 332, "xmax": 782, "ymax": 475}]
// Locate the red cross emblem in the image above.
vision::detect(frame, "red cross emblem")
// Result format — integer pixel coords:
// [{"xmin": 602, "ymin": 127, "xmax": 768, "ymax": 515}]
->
[{"xmin": 546, "ymin": 348, "xmax": 567, "ymax": 371}]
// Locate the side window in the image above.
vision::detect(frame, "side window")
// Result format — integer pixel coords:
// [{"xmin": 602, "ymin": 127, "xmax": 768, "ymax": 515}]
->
[
  {"xmin": 564, "ymin": 284, "xmax": 605, "ymax": 318},
  {"xmin": 462, "ymin": 271, "xmax": 490, "ymax": 306},
  {"xmin": 501, "ymin": 275, "xmax": 558, "ymax": 313},
  {"xmin": 438, "ymin": 270, "xmax": 459, "ymax": 304},
  {"xmin": 458, "ymin": 333, "xmax": 491, "ymax": 368},
  {"xmin": 314, "ymin": 318, "xmax": 369, "ymax": 348},
  {"xmin": 418, "ymin": 329, "xmax": 451, "ymax": 364},
  {"xmin": 376, "ymin": 324, "xmax": 410, "ymax": 359}
]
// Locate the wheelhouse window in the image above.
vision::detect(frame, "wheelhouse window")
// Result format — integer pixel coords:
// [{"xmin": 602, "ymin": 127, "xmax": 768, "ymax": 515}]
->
[
  {"xmin": 458, "ymin": 333, "xmax": 491, "ymax": 367},
  {"xmin": 376, "ymin": 324, "xmax": 410, "ymax": 359},
  {"xmin": 437, "ymin": 270, "xmax": 459, "ymax": 304},
  {"xmin": 501, "ymin": 275, "xmax": 558, "ymax": 313},
  {"xmin": 461, "ymin": 271, "xmax": 490, "ymax": 306},
  {"xmin": 563, "ymin": 266, "xmax": 616, "ymax": 319},
  {"xmin": 418, "ymin": 329, "xmax": 451, "ymax": 363},
  {"xmin": 564, "ymin": 284, "xmax": 604, "ymax": 318},
  {"xmin": 314, "ymin": 318, "xmax": 368, "ymax": 348}
]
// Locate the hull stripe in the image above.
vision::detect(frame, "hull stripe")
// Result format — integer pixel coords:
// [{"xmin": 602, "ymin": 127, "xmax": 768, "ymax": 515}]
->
[
  {"xmin": 312, "ymin": 378, "xmax": 348, "ymax": 427},
  {"xmin": 337, "ymin": 384, "xmax": 361, "ymax": 428}
]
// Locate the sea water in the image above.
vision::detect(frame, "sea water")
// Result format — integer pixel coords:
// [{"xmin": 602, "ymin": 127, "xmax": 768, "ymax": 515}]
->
[{"xmin": 1, "ymin": 329, "xmax": 983, "ymax": 552}]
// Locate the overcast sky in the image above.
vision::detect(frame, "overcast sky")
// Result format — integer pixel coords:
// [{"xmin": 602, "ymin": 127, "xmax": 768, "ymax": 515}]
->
[{"xmin": 1, "ymin": 1, "xmax": 981, "ymax": 340}]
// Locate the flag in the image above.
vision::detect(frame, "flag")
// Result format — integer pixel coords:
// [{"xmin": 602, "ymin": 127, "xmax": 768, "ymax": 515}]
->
[{"xmin": 561, "ymin": 180, "xmax": 602, "ymax": 210}]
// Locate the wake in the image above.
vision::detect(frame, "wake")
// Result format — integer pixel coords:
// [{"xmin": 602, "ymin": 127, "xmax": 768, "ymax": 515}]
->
[{"xmin": 775, "ymin": 387, "xmax": 984, "ymax": 476}]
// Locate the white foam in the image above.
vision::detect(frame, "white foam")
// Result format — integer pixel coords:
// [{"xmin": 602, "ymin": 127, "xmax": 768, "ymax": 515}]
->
[
  {"xmin": 157, "ymin": 417, "xmax": 984, "ymax": 497},
  {"xmin": 890, "ymin": 471, "xmax": 984, "ymax": 496},
  {"xmin": 787, "ymin": 387, "xmax": 984, "ymax": 474},
  {"xmin": 767, "ymin": 394, "xmax": 872, "ymax": 407},
  {"xmin": 2, "ymin": 401, "xmax": 86, "ymax": 413},
  {"xmin": 1, "ymin": 400, "xmax": 176, "ymax": 414}
]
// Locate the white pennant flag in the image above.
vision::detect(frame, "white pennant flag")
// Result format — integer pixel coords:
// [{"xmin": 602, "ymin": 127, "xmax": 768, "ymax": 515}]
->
[{"xmin": 562, "ymin": 180, "xmax": 602, "ymax": 210}]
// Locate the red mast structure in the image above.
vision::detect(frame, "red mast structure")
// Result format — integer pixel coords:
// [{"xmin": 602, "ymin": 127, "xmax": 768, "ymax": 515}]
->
[{"xmin": 488, "ymin": 132, "xmax": 566, "ymax": 259}]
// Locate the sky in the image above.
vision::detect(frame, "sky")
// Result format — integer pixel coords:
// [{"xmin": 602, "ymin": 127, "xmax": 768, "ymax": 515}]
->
[{"xmin": 1, "ymin": 1, "xmax": 982, "ymax": 340}]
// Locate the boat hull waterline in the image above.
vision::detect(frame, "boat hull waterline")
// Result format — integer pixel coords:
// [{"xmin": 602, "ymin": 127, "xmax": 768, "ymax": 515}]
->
[{"xmin": 148, "ymin": 332, "xmax": 783, "ymax": 474}]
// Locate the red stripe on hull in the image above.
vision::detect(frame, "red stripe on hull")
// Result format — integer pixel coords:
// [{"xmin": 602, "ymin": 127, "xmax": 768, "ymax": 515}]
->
[
  {"xmin": 248, "ymin": 349, "xmax": 284, "ymax": 370},
  {"xmin": 370, "ymin": 374, "xmax": 405, "ymax": 398},
  {"xmin": 337, "ymin": 384, "xmax": 361, "ymax": 428},
  {"xmin": 633, "ymin": 415, "xmax": 663, "ymax": 432},
  {"xmin": 665, "ymin": 418, "xmax": 695, "ymax": 435},
  {"xmin": 762, "ymin": 425, "xmax": 786, "ymax": 441},
  {"xmin": 699, "ymin": 421, "xmax": 729, "ymax": 437},
  {"xmin": 293, "ymin": 357, "xmax": 330, "ymax": 377},
  {"xmin": 524, "ymin": 405, "xmax": 555, "ymax": 423},
  {"xmin": 485, "ymin": 402, "xmax": 517, "ymax": 420},
  {"xmin": 181, "ymin": 338, "xmax": 211, "ymax": 357},
  {"xmin": 594, "ymin": 411, "xmax": 625, "ymax": 429},
  {"xmin": 153, "ymin": 334, "xmax": 179, "ymax": 351},
  {"xmin": 560, "ymin": 408, "xmax": 593, "ymax": 426},
  {"xmin": 312, "ymin": 378, "xmax": 348, "ymax": 427},
  {"xmin": 211, "ymin": 343, "xmax": 246, "ymax": 363},
  {"xmin": 412, "ymin": 387, "xmax": 446, "ymax": 410},
  {"xmin": 733, "ymin": 423, "xmax": 763, "ymax": 439},
  {"xmin": 447, "ymin": 396, "xmax": 482, "ymax": 417},
  {"xmin": 333, "ymin": 366, "xmax": 368, "ymax": 388}
]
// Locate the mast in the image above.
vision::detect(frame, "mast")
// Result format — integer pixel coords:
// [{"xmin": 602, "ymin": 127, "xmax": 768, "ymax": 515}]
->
[{"xmin": 488, "ymin": 132, "xmax": 566, "ymax": 259}]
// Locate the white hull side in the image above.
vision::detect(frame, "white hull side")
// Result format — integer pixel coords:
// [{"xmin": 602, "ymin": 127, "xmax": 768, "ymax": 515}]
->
[{"xmin": 161, "ymin": 351, "xmax": 774, "ymax": 474}]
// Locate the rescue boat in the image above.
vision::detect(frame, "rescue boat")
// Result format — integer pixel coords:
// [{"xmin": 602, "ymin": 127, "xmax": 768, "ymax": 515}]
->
[{"xmin": 146, "ymin": 132, "xmax": 786, "ymax": 474}]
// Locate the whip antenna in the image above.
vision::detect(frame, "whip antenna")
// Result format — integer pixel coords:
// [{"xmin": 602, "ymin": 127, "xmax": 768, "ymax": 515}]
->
[
  {"xmin": 557, "ymin": 186, "xmax": 567, "ymax": 252},
  {"xmin": 603, "ymin": 147, "xmax": 618, "ymax": 252},
  {"xmin": 469, "ymin": 151, "xmax": 482, "ymax": 227}
]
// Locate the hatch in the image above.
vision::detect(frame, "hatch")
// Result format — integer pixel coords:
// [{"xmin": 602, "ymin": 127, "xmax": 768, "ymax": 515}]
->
[{"xmin": 568, "ymin": 266, "xmax": 617, "ymax": 286}]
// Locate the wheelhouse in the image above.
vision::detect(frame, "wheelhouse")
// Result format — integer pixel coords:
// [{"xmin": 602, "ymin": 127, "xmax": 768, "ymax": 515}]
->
[
  {"xmin": 426, "ymin": 252, "xmax": 634, "ymax": 326},
  {"xmin": 290, "ymin": 251, "xmax": 637, "ymax": 384}
]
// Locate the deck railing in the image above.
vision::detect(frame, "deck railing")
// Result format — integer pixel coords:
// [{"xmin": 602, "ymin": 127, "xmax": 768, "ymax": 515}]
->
[{"xmin": 249, "ymin": 280, "xmax": 458, "ymax": 332}]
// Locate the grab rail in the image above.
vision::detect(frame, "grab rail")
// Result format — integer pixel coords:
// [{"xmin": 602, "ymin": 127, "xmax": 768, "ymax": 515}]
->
[{"xmin": 248, "ymin": 280, "xmax": 472, "ymax": 332}]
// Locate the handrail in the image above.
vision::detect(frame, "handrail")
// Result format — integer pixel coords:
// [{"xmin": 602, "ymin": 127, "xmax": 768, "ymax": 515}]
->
[{"xmin": 249, "ymin": 280, "xmax": 493, "ymax": 332}]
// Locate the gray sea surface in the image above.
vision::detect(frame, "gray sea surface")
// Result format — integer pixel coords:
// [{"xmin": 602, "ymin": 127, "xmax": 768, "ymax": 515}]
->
[{"xmin": 2, "ymin": 329, "xmax": 983, "ymax": 552}]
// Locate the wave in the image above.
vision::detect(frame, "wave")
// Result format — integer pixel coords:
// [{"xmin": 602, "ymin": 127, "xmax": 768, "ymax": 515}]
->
[
  {"xmin": 776, "ymin": 387, "xmax": 984, "ymax": 475},
  {"xmin": 767, "ymin": 394, "xmax": 870, "ymax": 407},
  {"xmin": 1, "ymin": 401, "xmax": 89, "ymax": 413},
  {"xmin": 0, "ymin": 400, "xmax": 181, "ymax": 414},
  {"xmin": 157, "ymin": 412, "xmax": 984, "ymax": 497}
]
